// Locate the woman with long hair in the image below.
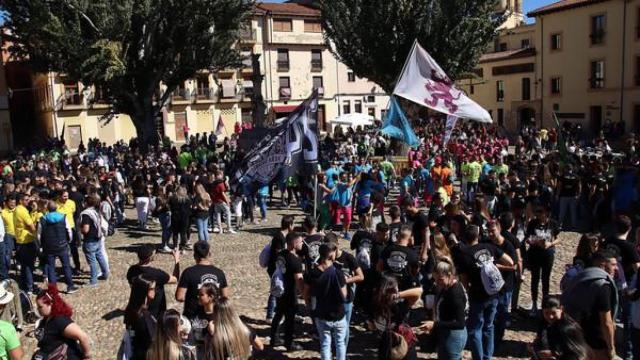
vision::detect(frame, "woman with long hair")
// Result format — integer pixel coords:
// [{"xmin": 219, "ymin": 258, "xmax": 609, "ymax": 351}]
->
[
  {"xmin": 132, "ymin": 175, "xmax": 151, "ymax": 230},
  {"xmin": 147, "ymin": 309, "xmax": 194, "ymax": 360},
  {"xmin": 124, "ymin": 275, "xmax": 157, "ymax": 360},
  {"xmin": 169, "ymin": 186, "xmax": 192, "ymax": 251},
  {"xmin": 203, "ymin": 297, "xmax": 263, "ymax": 360},
  {"xmin": 432, "ymin": 232, "xmax": 452, "ymax": 262},
  {"xmin": 193, "ymin": 184, "xmax": 212, "ymax": 242},
  {"xmin": 573, "ymin": 233, "xmax": 600, "ymax": 269},
  {"xmin": 34, "ymin": 284, "xmax": 92, "ymax": 359},
  {"xmin": 189, "ymin": 283, "xmax": 219, "ymax": 357},
  {"xmin": 531, "ymin": 296, "xmax": 589, "ymax": 360},
  {"xmin": 419, "ymin": 259, "xmax": 467, "ymax": 360}
]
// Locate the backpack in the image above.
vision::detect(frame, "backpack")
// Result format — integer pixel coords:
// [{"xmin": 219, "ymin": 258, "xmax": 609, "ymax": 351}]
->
[
  {"xmin": 356, "ymin": 245, "xmax": 371, "ymax": 270},
  {"xmin": 259, "ymin": 243, "xmax": 271, "ymax": 269},
  {"xmin": 477, "ymin": 256, "xmax": 504, "ymax": 296},
  {"xmin": 270, "ymin": 266, "xmax": 285, "ymax": 298}
]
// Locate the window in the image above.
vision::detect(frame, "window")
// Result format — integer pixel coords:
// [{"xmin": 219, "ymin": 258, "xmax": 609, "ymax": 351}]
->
[
  {"xmin": 63, "ymin": 81, "xmax": 81, "ymax": 105},
  {"xmin": 347, "ymin": 72, "xmax": 356, "ymax": 82},
  {"xmin": 312, "ymin": 76, "xmax": 323, "ymax": 95},
  {"xmin": 304, "ymin": 20, "xmax": 322, "ymax": 33},
  {"xmin": 496, "ymin": 80, "xmax": 504, "ymax": 102},
  {"xmin": 470, "ymin": 85, "xmax": 475, "ymax": 94},
  {"xmin": 636, "ymin": 56, "xmax": 640, "ymax": 86},
  {"xmin": 366, "ymin": 95, "xmax": 375, "ymax": 103},
  {"xmin": 497, "ymin": 108, "xmax": 504, "ymax": 126},
  {"xmin": 380, "ymin": 109, "xmax": 387, "ymax": 120},
  {"xmin": 499, "ymin": 43, "xmax": 507, "ymax": 51},
  {"xmin": 551, "ymin": 77, "xmax": 562, "ymax": 94},
  {"xmin": 522, "ymin": 77, "xmax": 531, "ymax": 101},
  {"xmin": 277, "ymin": 49, "xmax": 289, "ymax": 71},
  {"xmin": 355, "ymin": 100, "xmax": 362, "ymax": 113},
  {"xmin": 197, "ymin": 75, "xmax": 210, "ymax": 98},
  {"xmin": 521, "ymin": 39, "xmax": 530, "ymax": 48},
  {"xmin": 273, "ymin": 19, "xmax": 292, "ymax": 32},
  {"xmin": 241, "ymin": 108, "xmax": 252, "ymax": 124},
  {"xmin": 279, "ymin": 77, "xmax": 291, "ymax": 99},
  {"xmin": 93, "ymin": 85, "xmax": 109, "ymax": 103},
  {"xmin": 311, "ymin": 50, "xmax": 322, "ymax": 71},
  {"xmin": 343, "ymin": 100, "xmax": 351, "ymax": 114},
  {"xmin": 590, "ymin": 60, "xmax": 605, "ymax": 89},
  {"xmin": 590, "ymin": 14, "xmax": 606, "ymax": 45},
  {"xmin": 551, "ymin": 33, "xmax": 562, "ymax": 50},
  {"xmin": 553, "ymin": 103, "xmax": 560, "ymax": 111},
  {"xmin": 368, "ymin": 108, "xmax": 375, "ymax": 117}
]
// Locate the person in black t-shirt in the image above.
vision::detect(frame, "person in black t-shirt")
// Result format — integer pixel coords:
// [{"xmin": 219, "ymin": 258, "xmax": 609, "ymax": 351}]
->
[
  {"xmin": 401, "ymin": 197, "xmax": 429, "ymax": 263},
  {"xmin": 189, "ymin": 282, "xmax": 218, "ymax": 357},
  {"xmin": 556, "ymin": 166, "xmax": 580, "ymax": 231},
  {"xmin": 456, "ymin": 225, "xmax": 513, "ymax": 360},
  {"xmin": 266, "ymin": 215, "xmax": 294, "ymax": 320},
  {"xmin": 488, "ymin": 220, "xmax": 518, "ymax": 345},
  {"xmin": 302, "ymin": 216, "xmax": 324, "ymax": 269},
  {"xmin": 388, "ymin": 205, "xmax": 402, "ymax": 243},
  {"xmin": 377, "ymin": 226, "xmax": 420, "ymax": 291},
  {"xmin": 126, "ymin": 245, "xmax": 180, "ymax": 319},
  {"xmin": 353, "ymin": 223, "xmax": 389, "ymax": 317},
  {"xmin": 303, "ymin": 242, "xmax": 348, "ymax": 360},
  {"xmin": 270, "ymin": 232, "xmax": 304, "ymax": 352},
  {"xmin": 499, "ymin": 212, "xmax": 524, "ymax": 313},
  {"xmin": 175, "ymin": 241, "xmax": 229, "ymax": 319},
  {"xmin": 124, "ymin": 274, "xmax": 158, "ymax": 360},
  {"xmin": 328, "ymin": 232, "xmax": 363, "ymax": 348},
  {"xmin": 526, "ymin": 205, "xmax": 560, "ymax": 315}
]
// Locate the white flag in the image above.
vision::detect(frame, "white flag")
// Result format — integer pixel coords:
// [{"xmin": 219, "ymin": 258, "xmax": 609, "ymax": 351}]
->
[
  {"xmin": 443, "ymin": 115, "xmax": 458, "ymax": 145},
  {"xmin": 394, "ymin": 41, "xmax": 492, "ymax": 123}
]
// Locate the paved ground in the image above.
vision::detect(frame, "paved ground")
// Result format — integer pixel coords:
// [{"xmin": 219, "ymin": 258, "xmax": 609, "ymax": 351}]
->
[{"xmin": 17, "ymin": 205, "xmax": 581, "ymax": 359}]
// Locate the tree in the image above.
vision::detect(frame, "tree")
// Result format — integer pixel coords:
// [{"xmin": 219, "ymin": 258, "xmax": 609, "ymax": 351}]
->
[
  {"xmin": 319, "ymin": 0, "xmax": 503, "ymax": 93},
  {"xmin": 1, "ymin": 0, "xmax": 253, "ymax": 150}
]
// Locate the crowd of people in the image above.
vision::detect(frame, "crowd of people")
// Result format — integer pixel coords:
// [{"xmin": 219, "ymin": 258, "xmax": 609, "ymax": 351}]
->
[{"xmin": 0, "ymin": 115, "xmax": 638, "ymax": 359}]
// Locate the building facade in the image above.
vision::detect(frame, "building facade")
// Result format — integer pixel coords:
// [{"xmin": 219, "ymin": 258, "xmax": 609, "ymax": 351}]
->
[
  {"xmin": 2, "ymin": 2, "xmax": 389, "ymax": 150},
  {"xmin": 460, "ymin": 0, "xmax": 640, "ymax": 135}
]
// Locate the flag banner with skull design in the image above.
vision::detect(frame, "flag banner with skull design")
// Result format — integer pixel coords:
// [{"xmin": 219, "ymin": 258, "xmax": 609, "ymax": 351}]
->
[
  {"xmin": 232, "ymin": 91, "xmax": 319, "ymax": 187},
  {"xmin": 394, "ymin": 40, "xmax": 492, "ymax": 123}
]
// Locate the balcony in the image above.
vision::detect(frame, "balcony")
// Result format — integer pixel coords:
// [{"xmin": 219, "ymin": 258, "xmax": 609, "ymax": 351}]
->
[
  {"xmin": 311, "ymin": 59, "xmax": 323, "ymax": 72},
  {"xmin": 277, "ymin": 60, "xmax": 290, "ymax": 72},
  {"xmin": 279, "ymin": 86, "xmax": 291, "ymax": 100},
  {"xmin": 590, "ymin": 30, "xmax": 605, "ymax": 45},
  {"xmin": 496, "ymin": 90, "xmax": 504, "ymax": 102},
  {"xmin": 590, "ymin": 78, "xmax": 605, "ymax": 89},
  {"xmin": 241, "ymin": 56, "xmax": 254, "ymax": 74},
  {"xmin": 172, "ymin": 89, "xmax": 192, "ymax": 103},
  {"xmin": 63, "ymin": 91, "xmax": 84, "ymax": 109},
  {"xmin": 240, "ymin": 28, "xmax": 257, "ymax": 43},
  {"xmin": 195, "ymin": 88, "xmax": 217, "ymax": 102}
]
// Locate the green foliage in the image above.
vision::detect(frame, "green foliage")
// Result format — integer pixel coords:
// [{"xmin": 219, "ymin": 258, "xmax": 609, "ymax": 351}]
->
[
  {"xmin": 320, "ymin": 0, "xmax": 503, "ymax": 93},
  {"xmin": 2, "ymin": 0, "xmax": 253, "ymax": 147}
]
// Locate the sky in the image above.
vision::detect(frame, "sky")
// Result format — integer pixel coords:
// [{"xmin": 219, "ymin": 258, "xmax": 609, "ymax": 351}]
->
[{"xmin": 268, "ymin": 0, "xmax": 558, "ymax": 22}]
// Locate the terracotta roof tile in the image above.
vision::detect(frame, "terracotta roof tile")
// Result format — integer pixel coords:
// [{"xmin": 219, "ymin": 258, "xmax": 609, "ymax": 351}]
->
[
  {"xmin": 527, "ymin": 0, "xmax": 609, "ymax": 17},
  {"xmin": 256, "ymin": 2, "xmax": 320, "ymax": 17}
]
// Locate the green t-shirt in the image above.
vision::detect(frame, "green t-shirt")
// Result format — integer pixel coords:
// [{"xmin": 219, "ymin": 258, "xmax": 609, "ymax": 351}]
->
[
  {"xmin": 468, "ymin": 161, "xmax": 482, "ymax": 183},
  {"xmin": 0, "ymin": 320, "xmax": 20, "ymax": 359},
  {"xmin": 380, "ymin": 161, "xmax": 395, "ymax": 176},
  {"xmin": 177, "ymin": 152, "xmax": 193, "ymax": 170},
  {"xmin": 493, "ymin": 164, "xmax": 509, "ymax": 176}
]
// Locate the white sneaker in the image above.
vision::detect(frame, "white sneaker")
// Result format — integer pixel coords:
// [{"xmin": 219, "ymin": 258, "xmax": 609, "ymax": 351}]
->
[
  {"xmin": 213, "ymin": 227, "xmax": 221, "ymax": 233},
  {"xmin": 159, "ymin": 246, "xmax": 172, "ymax": 253},
  {"xmin": 227, "ymin": 229, "xmax": 237, "ymax": 234}
]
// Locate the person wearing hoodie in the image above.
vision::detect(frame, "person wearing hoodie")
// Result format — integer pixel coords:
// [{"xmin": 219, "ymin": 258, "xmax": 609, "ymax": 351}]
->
[{"xmin": 38, "ymin": 201, "xmax": 78, "ymax": 294}]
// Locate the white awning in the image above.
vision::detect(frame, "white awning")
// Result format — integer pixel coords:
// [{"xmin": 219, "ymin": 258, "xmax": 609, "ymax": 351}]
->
[{"xmin": 221, "ymin": 80, "xmax": 235, "ymax": 98}]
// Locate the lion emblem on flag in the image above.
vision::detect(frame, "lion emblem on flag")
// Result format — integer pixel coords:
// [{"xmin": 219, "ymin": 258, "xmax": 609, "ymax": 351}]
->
[{"xmin": 424, "ymin": 69, "xmax": 462, "ymax": 114}]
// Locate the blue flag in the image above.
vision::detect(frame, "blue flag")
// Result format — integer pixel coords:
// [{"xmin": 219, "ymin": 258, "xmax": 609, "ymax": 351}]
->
[{"xmin": 380, "ymin": 96, "xmax": 420, "ymax": 148}]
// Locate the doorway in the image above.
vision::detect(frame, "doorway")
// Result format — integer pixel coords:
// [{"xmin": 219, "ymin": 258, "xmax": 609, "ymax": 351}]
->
[
  {"xmin": 174, "ymin": 112, "xmax": 187, "ymax": 142},
  {"xmin": 589, "ymin": 106, "xmax": 602, "ymax": 135},
  {"xmin": 317, "ymin": 104, "xmax": 326, "ymax": 132},
  {"xmin": 518, "ymin": 107, "xmax": 535, "ymax": 130},
  {"xmin": 67, "ymin": 125, "xmax": 83, "ymax": 149}
]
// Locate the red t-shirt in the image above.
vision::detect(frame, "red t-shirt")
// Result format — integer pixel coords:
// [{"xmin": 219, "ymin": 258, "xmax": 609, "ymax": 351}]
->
[{"xmin": 210, "ymin": 180, "xmax": 227, "ymax": 204}]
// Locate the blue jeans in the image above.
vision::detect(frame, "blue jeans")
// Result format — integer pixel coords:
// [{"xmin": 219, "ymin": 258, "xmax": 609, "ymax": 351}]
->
[
  {"xmin": 46, "ymin": 251, "xmax": 74, "ymax": 289},
  {"xmin": 620, "ymin": 295, "xmax": 634, "ymax": 360},
  {"xmin": 467, "ymin": 297, "xmax": 499, "ymax": 360},
  {"xmin": 438, "ymin": 328, "xmax": 467, "ymax": 360},
  {"xmin": 495, "ymin": 290, "xmax": 513, "ymax": 344},
  {"xmin": 558, "ymin": 196, "xmax": 578, "ymax": 230},
  {"xmin": 195, "ymin": 217, "xmax": 209, "ymax": 242},
  {"xmin": 0, "ymin": 241, "xmax": 8, "ymax": 280},
  {"xmin": 158, "ymin": 212, "xmax": 171, "ymax": 247},
  {"xmin": 16, "ymin": 242, "xmax": 37, "ymax": 292},
  {"xmin": 257, "ymin": 195, "xmax": 267, "ymax": 220},
  {"xmin": 82, "ymin": 240, "xmax": 109, "ymax": 285},
  {"xmin": 266, "ymin": 293, "xmax": 277, "ymax": 319},
  {"xmin": 315, "ymin": 317, "xmax": 347, "ymax": 360},
  {"xmin": 3, "ymin": 235, "xmax": 14, "ymax": 273},
  {"xmin": 343, "ymin": 302, "xmax": 353, "ymax": 347}
]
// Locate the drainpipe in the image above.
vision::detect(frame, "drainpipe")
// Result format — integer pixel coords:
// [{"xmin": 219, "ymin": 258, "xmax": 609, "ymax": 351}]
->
[
  {"xmin": 266, "ymin": 11, "xmax": 274, "ymax": 110},
  {"xmin": 620, "ymin": 0, "xmax": 627, "ymax": 124},
  {"xmin": 539, "ymin": 16, "xmax": 544, "ymax": 128},
  {"xmin": 336, "ymin": 56, "xmax": 341, "ymax": 116},
  {"xmin": 49, "ymin": 73, "xmax": 59, "ymax": 139}
]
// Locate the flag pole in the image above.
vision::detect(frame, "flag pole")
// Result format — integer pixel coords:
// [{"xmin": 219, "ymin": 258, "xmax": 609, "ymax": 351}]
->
[{"xmin": 313, "ymin": 170, "xmax": 318, "ymax": 220}]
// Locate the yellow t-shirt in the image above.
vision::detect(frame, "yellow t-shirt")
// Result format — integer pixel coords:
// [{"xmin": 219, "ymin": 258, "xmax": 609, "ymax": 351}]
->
[
  {"xmin": 31, "ymin": 211, "xmax": 44, "ymax": 225},
  {"xmin": 14, "ymin": 205, "xmax": 34, "ymax": 245},
  {"xmin": 0, "ymin": 208, "xmax": 15, "ymax": 236},
  {"xmin": 56, "ymin": 199, "xmax": 76, "ymax": 229}
]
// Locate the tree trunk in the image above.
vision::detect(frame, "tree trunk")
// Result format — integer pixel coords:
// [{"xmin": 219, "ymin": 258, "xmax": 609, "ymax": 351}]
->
[{"xmin": 131, "ymin": 96, "xmax": 160, "ymax": 154}]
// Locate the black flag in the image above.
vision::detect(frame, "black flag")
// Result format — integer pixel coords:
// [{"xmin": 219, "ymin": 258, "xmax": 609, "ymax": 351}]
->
[{"xmin": 232, "ymin": 91, "xmax": 319, "ymax": 186}]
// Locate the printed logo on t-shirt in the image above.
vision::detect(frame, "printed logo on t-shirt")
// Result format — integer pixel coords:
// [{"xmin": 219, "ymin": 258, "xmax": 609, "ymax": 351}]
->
[
  {"xmin": 534, "ymin": 228, "xmax": 552, "ymax": 242},
  {"xmin": 387, "ymin": 250, "xmax": 408, "ymax": 274},
  {"xmin": 276, "ymin": 256, "xmax": 286, "ymax": 274},
  {"xmin": 307, "ymin": 241, "xmax": 321, "ymax": 264},
  {"xmin": 473, "ymin": 248, "xmax": 493, "ymax": 266},
  {"xmin": 198, "ymin": 274, "xmax": 220, "ymax": 289}
]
